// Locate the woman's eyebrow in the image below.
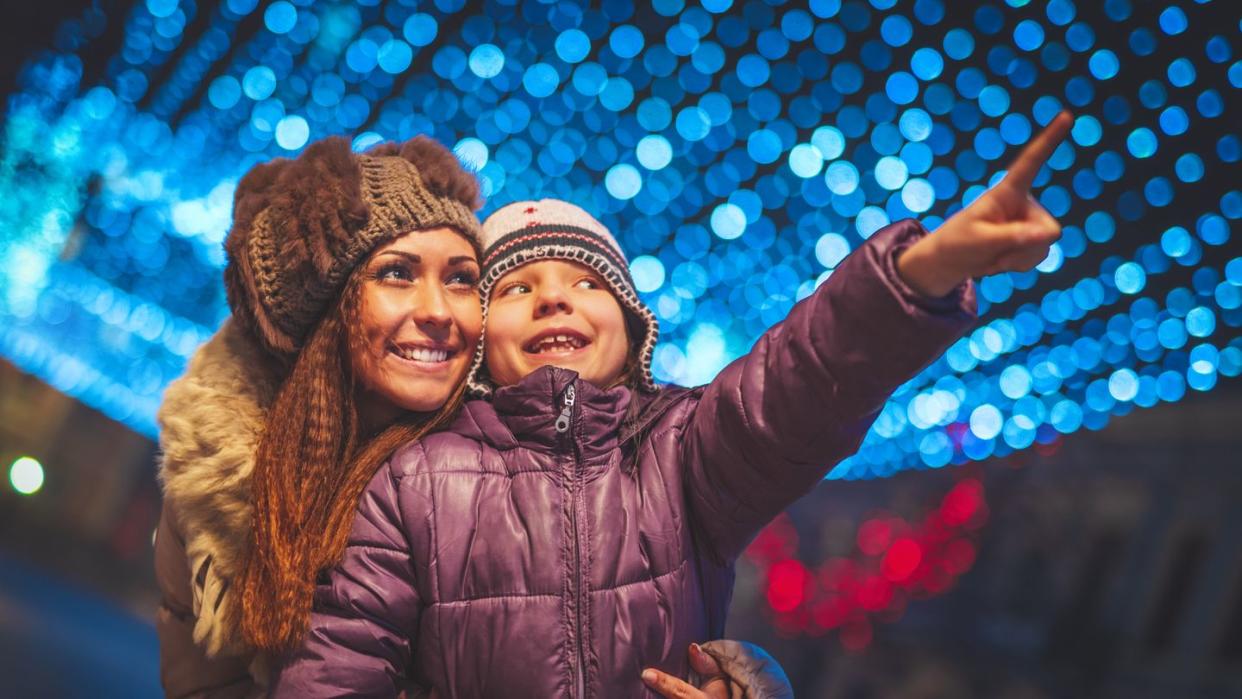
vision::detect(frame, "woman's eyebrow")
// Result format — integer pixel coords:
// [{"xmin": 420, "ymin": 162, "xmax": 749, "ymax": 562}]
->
[
  {"xmin": 375, "ymin": 252, "xmax": 476, "ymax": 266},
  {"xmin": 376, "ymin": 250, "xmax": 420, "ymax": 264}
]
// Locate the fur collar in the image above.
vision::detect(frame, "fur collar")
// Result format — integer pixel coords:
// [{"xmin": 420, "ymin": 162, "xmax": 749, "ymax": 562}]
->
[{"xmin": 157, "ymin": 319, "xmax": 282, "ymax": 658}]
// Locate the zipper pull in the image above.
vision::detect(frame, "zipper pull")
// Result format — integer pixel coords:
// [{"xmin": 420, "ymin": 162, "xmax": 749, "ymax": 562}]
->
[{"xmin": 555, "ymin": 383, "xmax": 576, "ymax": 434}]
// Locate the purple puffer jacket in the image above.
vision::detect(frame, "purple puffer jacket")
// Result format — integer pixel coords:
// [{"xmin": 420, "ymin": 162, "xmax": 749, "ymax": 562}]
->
[{"xmin": 271, "ymin": 220, "xmax": 976, "ymax": 698}]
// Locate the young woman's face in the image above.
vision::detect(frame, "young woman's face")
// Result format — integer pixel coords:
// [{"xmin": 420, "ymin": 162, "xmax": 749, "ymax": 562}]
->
[
  {"xmin": 353, "ymin": 227, "xmax": 482, "ymax": 420},
  {"xmin": 485, "ymin": 260, "xmax": 629, "ymax": 388}
]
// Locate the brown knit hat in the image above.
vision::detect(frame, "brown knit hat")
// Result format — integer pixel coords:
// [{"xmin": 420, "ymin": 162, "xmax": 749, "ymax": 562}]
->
[{"xmin": 223, "ymin": 135, "xmax": 483, "ymax": 358}]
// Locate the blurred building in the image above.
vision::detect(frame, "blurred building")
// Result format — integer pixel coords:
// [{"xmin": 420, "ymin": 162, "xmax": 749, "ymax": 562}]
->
[{"xmin": 726, "ymin": 387, "xmax": 1242, "ymax": 698}]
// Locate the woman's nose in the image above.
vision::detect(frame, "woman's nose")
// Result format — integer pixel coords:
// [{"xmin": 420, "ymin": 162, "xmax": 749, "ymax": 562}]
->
[{"xmin": 412, "ymin": 283, "xmax": 453, "ymax": 328}]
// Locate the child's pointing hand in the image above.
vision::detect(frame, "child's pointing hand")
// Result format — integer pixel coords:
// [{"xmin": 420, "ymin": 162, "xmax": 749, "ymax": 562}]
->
[{"xmin": 896, "ymin": 110, "xmax": 1075, "ymax": 298}]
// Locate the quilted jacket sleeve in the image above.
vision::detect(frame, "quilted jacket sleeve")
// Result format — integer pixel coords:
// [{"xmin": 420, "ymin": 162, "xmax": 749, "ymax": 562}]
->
[
  {"xmin": 269, "ymin": 460, "xmax": 421, "ymax": 697},
  {"xmin": 682, "ymin": 219, "xmax": 977, "ymax": 563}
]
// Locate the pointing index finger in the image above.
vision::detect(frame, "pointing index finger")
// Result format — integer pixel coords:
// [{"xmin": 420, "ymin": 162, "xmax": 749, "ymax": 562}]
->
[{"xmin": 1004, "ymin": 110, "xmax": 1073, "ymax": 192}]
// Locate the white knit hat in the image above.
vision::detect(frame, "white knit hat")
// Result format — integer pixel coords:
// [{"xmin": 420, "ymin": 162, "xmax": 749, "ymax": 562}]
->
[{"xmin": 465, "ymin": 199, "xmax": 659, "ymax": 397}]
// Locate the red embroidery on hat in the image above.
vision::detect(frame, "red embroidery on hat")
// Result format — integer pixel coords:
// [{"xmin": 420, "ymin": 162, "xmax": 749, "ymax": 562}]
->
[{"xmin": 524, "ymin": 206, "xmax": 537, "ymax": 214}]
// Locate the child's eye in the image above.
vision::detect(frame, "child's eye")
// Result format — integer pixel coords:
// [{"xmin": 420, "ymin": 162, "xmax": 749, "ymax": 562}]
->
[
  {"xmin": 575, "ymin": 277, "xmax": 603, "ymax": 290},
  {"xmin": 499, "ymin": 281, "xmax": 531, "ymax": 296}
]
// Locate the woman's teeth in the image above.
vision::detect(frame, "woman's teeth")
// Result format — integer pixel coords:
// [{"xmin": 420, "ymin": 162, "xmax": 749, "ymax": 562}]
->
[
  {"xmin": 529, "ymin": 335, "xmax": 588, "ymax": 353},
  {"xmin": 394, "ymin": 346, "xmax": 451, "ymax": 363}
]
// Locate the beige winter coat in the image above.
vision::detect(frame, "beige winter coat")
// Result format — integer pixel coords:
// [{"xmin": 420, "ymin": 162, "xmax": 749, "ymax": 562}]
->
[{"xmin": 155, "ymin": 319, "xmax": 279, "ymax": 698}]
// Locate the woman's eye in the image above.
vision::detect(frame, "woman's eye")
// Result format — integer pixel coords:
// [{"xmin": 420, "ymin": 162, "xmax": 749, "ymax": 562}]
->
[
  {"xmin": 447, "ymin": 271, "xmax": 479, "ymax": 288},
  {"xmin": 376, "ymin": 264, "xmax": 412, "ymax": 282}
]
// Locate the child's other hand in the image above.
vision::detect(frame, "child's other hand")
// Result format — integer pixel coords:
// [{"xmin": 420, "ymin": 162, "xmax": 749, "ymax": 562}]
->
[
  {"xmin": 897, "ymin": 110, "xmax": 1074, "ymax": 298},
  {"xmin": 640, "ymin": 643, "xmax": 730, "ymax": 698}
]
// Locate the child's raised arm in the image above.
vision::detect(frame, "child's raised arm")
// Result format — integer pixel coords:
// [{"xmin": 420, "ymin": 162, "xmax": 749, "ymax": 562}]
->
[{"xmin": 681, "ymin": 113, "xmax": 1073, "ymax": 563}]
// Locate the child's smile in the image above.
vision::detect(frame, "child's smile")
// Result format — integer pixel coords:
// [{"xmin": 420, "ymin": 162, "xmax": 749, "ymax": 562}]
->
[{"xmin": 523, "ymin": 327, "xmax": 591, "ymax": 357}]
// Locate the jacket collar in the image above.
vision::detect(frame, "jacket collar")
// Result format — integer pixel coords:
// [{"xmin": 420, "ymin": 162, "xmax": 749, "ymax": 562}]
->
[{"xmin": 452, "ymin": 366, "xmax": 632, "ymax": 460}]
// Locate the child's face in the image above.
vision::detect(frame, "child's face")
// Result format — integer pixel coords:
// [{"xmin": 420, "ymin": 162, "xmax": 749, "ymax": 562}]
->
[{"xmin": 485, "ymin": 260, "xmax": 630, "ymax": 388}]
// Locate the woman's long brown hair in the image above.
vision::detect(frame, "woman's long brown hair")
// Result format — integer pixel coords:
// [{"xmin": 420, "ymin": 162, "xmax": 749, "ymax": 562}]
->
[{"xmin": 238, "ymin": 270, "xmax": 469, "ymax": 651}]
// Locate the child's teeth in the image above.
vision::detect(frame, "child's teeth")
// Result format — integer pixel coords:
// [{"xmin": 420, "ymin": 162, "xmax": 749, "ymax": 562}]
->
[{"xmin": 529, "ymin": 335, "xmax": 588, "ymax": 353}]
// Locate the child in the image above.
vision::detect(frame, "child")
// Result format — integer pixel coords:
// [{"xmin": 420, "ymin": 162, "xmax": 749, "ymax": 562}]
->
[{"xmin": 272, "ymin": 116, "xmax": 1071, "ymax": 697}]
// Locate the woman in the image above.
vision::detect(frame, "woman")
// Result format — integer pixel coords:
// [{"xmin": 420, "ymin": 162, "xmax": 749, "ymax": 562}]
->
[{"xmin": 154, "ymin": 135, "xmax": 486, "ymax": 697}]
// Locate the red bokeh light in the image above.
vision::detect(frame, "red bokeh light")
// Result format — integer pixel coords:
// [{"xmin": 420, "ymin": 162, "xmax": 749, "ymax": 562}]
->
[
  {"xmin": 940, "ymin": 478, "xmax": 983, "ymax": 526},
  {"xmin": 881, "ymin": 538, "xmax": 923, "ymax": 582},
  {"xmin": 747, "ymin": 478, "xmax": 989, "ymax": 646},
  {"xmin": 766, "ymin": 559, "xmax": 810, "ymax": 613}
]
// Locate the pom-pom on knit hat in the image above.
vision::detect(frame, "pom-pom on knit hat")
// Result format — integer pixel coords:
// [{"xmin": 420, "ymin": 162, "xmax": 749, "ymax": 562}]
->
[
  {"xmin": 223, "ymin": 135, "xmax": 483, "ymax": 359},
  {"xmin": 465, "ymin": 199, "xmax": 659, "ymax": 397}
]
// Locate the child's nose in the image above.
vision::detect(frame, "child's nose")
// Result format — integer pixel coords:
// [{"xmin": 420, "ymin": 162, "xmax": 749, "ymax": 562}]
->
[{"xmin": 535, "ymin": 286, "xmax": 573, "ymax": 317}]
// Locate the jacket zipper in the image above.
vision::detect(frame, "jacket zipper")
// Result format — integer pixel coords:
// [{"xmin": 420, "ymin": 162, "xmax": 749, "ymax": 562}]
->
[{"xmin": 556, "ymin": 382, "xmax": 587, "ymax": 699}]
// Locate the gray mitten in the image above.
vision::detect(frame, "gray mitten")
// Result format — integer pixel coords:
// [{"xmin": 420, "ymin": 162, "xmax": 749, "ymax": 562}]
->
[{"xmin": 693, "ymin": 640, "xmax": 795, "ymax": 699}]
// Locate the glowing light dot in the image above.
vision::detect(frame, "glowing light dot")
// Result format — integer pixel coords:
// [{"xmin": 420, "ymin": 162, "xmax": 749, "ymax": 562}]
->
[
  {"xmin": 242, "ymin": 65, "xmax": 276, "ymax": 100},
  {"xmin": 1127, "ymin": 128, "xmax": 1158, "ymax": 159},
  {"xmin": 454, "ymin": 137, "xmax": 488, "ymax": 170},
  {"xmin": 788, "ymin": 144, "xmax": 824, "ymax": 178},
  {"xmin": 403, "ymin": 13, "xmax": 438, "ymax": 46},
  {"xmin": 811, "ymin": 126, "xmax": 846, "ymax": 159},
  {"xmin": 1109, "ymin": 369, "xmax": 1139, "ymax": 402},
  {"xmin": 874, "ymin": 156, "xmax": 909, "ymax": 190},
  {"xmin": 711, "ymin": 203, "xmax": 746, "ymax": 239},
  {"xmin": 815, "ymin": 233, "xmax": 850, "ymax": 268},
  {"xmin": 1185, "ymin": 307, "xmax": 1216, "ymax": 337},
  {"xmin": 901, "ymin": 178, "xmax": 935, "ymax": 213},
  {"xmin": 377, "ymin": 40, "xmax": 413, "ymax": 74},
  {"xmin": 1088, "ymin": 49, "xmax": 1119, "ymax": 79},
  {"xmin": 469, "ymin": 44, "xmax": 505, "ymax": 79},
  {"xmin": 9, "ymin": 457, "xmax": 44, "ymax": 495},
  {"xmin": 274, "ymin": 115, "xmax": 309, "ymax": 150},
  {"xmin": 631, "ymin": 256, "xmax": 665, "ymax": 293},
  {"xmin": 523, "ymin": 63, "xmax": 559, "ymax": 98},
  {"xmin": 825, "ymin": 161, "xmax": 859, "ymax": 195},
  {"xmin": 264, "ymin": 1, "xmax": 297, "ymax": 34},
  {"xmin": 1114, "ymin": 262, "xmax": 1146, "ymax": 294},
  {"xmin": 636, "ymin": 135, "xmax": 673, "ymax": 171},
  {"xmin": 999, "ymin": 365, "xmax": 1033, "ymax": 399},
  {"xmin": 147, "ymin": 0, "xmax": 179, "ymax": 18},
  {"xmin": 970, "ymin": 404, "xmax": 1003, "ymax": 440},
  {"xmin": 556, "ymin": 29, "xmax": 591, "ymax": 63},
  {"xmin": 605, "ymin": 164, "xmax": 642, "ymax": 200}
]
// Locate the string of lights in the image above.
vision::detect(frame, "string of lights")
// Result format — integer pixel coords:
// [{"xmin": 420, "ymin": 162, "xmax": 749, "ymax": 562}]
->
[{"xmin": 0, "ymin": 0, "xmax": 1236, "ymax": 483}]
